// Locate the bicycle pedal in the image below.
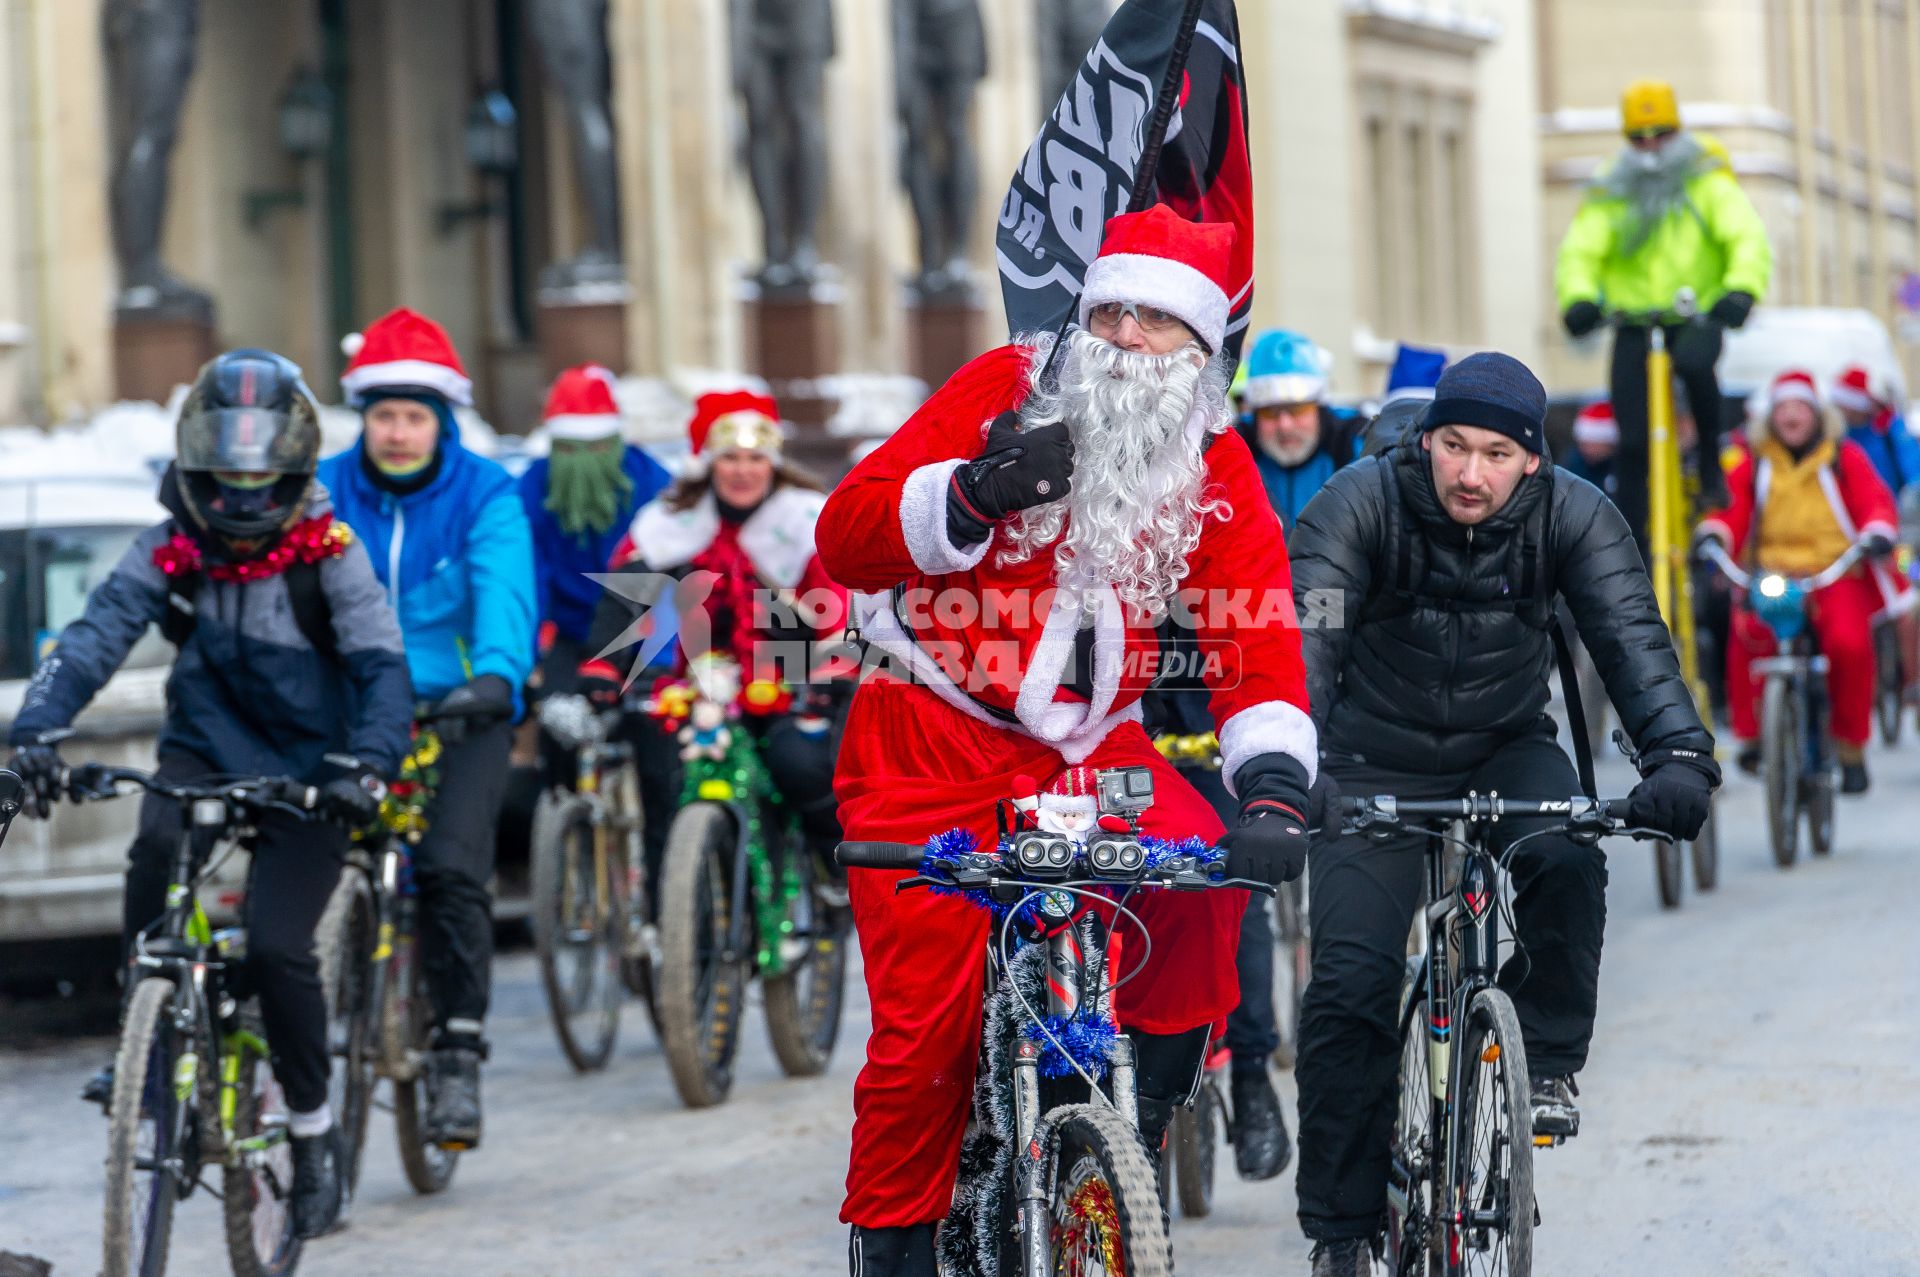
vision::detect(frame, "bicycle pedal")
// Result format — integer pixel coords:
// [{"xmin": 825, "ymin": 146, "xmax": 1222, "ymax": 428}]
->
[
  {"xmin": 436, "ymin": 1139, "xmax": 472, "ymax": 1152},
  {"xmin": 1532, "ymin": 1133, "xmax": 1566, "ymax": 1148}
]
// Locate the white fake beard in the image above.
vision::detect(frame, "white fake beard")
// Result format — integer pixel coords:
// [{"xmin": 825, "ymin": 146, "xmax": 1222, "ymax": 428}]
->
[{"xmin": 998, "ymin": 328, "xmax": 1234, "ymax": 618}]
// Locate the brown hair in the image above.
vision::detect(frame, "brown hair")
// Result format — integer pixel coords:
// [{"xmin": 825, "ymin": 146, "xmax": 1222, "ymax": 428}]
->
[{"xmin": 662, "ymin": 458, "xmax": 828, "ymax": 512}]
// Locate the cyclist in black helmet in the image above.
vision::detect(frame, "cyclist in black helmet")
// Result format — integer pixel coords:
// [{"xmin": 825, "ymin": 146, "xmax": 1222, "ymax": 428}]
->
[{"xmin": 6, "ymin": 349, "xmax": 412, "ymax": 1240}]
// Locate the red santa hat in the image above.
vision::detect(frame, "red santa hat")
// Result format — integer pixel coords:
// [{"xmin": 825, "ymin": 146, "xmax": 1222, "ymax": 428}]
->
[
  {"xmin": 543, "ymin": 364, "xmax": 623, "ymax": 441},
  {"xmin": 685, "ymin": 390, "xmax": 782, "ymax": 477},
  {"xmin": 339, "ymin": 308, "xmax": 473, "ymax": 407},
  {"xmin": 1038, "ymin": 765, "xmax": 1100, "ymax": 819},
  {"xmin": 1831, "ymin": 364, "xmax": 1884, "ymax": 417},
  {"xmin": 1076, "ymin": 204, "xmax": 1236, "ymax": 355},
  {"xmin": 1768, "ymin": 368, "xmax": 1821, "ymax": 412},
  {"xmin": 1572, "ymin": 401, "xmax": 1618, "ymax": 447}
]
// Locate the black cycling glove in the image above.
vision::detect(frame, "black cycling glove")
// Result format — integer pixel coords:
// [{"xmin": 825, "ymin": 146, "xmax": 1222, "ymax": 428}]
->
[
  {"xmin": 946, "ymin": 411, "xmax": 1074, "ymax": 548},
  {"xmin": 6, "ymin": 743, "xmax": 65, "ymax": 820},
  {"xmin": 316, "ymin": 755, "xmax": 385, "ymax": 829},
  {"xmin": 1562, "ymin": 300, "xmax": 1604, "ymax": 338},
  {"xmin": 1219, "ymin": 753, "xmax": 1312, "ymax": 886},
  {"xmin": 1862, "ymin": 532, "xmax": 1896, "ymax": 560},
  {"xmin": 1708, "ymin": 290, "xmax": 1755, "ymax": 329},
  {"xmin": 1625, "ymin": 750, "xmax": 1720, "ymax": 842},
  {"xmin": 435, "ymin": 674, "xmax": 515, "ymax": 742}
]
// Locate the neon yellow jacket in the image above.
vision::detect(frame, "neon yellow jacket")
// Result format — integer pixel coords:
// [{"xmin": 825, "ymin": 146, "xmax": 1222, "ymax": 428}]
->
[{"xmin": 1555, "ymin": 134, "xmax": 1772, "ymax": 316}]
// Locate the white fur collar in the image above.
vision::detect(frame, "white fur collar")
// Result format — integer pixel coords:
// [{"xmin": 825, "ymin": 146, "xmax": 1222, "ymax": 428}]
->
[{"xmin": 628, "ymin": 486, "xmax": 824, "ymax": 589}]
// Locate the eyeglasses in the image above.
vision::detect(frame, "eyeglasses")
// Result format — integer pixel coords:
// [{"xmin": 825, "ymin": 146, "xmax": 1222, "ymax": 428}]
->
[
  {"xmin": 1625, "ymin": 127, "xmax": 1677, "ymax": 148},
  {"xmin": 1087, "ymin": 301, "xmax": 1188, "ymax": 335}
]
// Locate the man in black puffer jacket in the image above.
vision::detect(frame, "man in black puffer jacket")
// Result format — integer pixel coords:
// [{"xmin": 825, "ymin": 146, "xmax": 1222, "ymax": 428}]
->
[{"xmin": 1286, "ymin": 353, "xmax": 1718, "ymax": 1277}]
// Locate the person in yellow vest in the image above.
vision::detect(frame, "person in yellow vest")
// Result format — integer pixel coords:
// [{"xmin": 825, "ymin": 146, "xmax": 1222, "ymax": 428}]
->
[
  {"xmin": 1697, "ymin": 370, "xmax": 1912, "ymax": 793},
  {"xmin": 1558, "ymin": 79, "xmax": 1773, "ymax": 546}
]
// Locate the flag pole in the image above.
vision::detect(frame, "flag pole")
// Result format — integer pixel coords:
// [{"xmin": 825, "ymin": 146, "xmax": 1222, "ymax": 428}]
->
[{"xmin": 1127, "ymin": 0, "xmax": 1207, "ymax": 213}]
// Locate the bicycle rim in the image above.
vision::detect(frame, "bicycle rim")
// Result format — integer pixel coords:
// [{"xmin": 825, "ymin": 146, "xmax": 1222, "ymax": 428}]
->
[
  {"xmin": 1388, "ymin": 972, "xmax": 1436, "ymax": 1277},
  {"xmin": 657, "ymin": 803, "xmax": 747, "ymax": 1107},
  {"xmin": 1046, "ymin": 1104, "xmax": 1173, "ymax": 1277},
  {"xmin": 318, "ymin": 870, "xmax": 377, "ymax": 1191},
  {"xmin": 103, "ymin": 977, "xmax": 181, "ymax": 1277},
  {"xmin": 1450, "ymin": 990, "xmax": 1533, "ymax": 1277}
]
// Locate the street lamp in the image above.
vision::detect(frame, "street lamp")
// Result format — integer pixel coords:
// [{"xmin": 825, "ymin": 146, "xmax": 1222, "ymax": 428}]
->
[
  {"xmin": 245, "ymin": 68, "xmax": 332, "ymax": 229},
  {"xmin": 441, "ymin": 87, "xmax": 520, "ymax": 235}
]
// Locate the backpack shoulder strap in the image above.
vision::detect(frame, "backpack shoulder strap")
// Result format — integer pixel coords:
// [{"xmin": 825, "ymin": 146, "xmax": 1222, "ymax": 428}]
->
[
  {"xmin": 286, "ymin": 559, "xmax": 340, "ymax": 666},
  {"xmin": 160, "ymin": 572, "xmax": 201, "ymax": 648}
]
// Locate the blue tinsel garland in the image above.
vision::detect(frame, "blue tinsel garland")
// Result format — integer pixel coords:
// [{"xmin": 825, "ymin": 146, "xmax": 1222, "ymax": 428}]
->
[
  {"xmin": 1019, "ymin": 1012, "xmax": 1120, "ymax": 1080},
  {"xmin": 1138, "ymin": 834, "xmax": 1223, "ymax": 872}
]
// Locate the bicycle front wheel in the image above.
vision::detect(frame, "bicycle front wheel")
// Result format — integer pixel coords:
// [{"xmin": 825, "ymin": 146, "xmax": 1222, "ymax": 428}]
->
[
  {"xmin": 222, "ymin": 1025, "xmax": 301, "ymax": 1276},
  {"xmin": 317, "ymin": 867, "xmax": 377, "ymax": 1191},
  {"xmin": 1449, "ymin": 989, "xmax": 1534, "ymax": 1277},
  {"xmin": 1271, "ymin": 876, "xmax": 1309, "ymax": 1068},
  {"xmin": 762, "ymin": 847, "xmax": 851, "ymax": 1078},
  {"xmin": 1761, "ymin": 676, "xmax": 1802, "ymax": 867},
  {"xmin": 103, "ymin": 976, "xmax": 186, "ymax": 1277},
  {"xmin": 1168, "ymin": 1077, "xmax": 1221, "ymax": 1219},
  {"xmin": 531, "ymin": 792, "xmax": 624, "ymax": 1072},
  {"xmin": 1387, "ymin": 961, "xmax": 1437, "ymax": 1277},
  {"xmin": 1045, "ymin": 1103, "xmax": 1172, "ymax": 1276},
  {"xmin": 656, "ymin": 802, "xmax": 748, "ymax": 1108},
  {"xmin": 389, "ymin": 934, "xmax": 459, "ymax": 1194}
]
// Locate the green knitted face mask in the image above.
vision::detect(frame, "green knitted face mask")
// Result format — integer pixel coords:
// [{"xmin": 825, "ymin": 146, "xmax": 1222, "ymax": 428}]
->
[{"xmin": 544, "ymin": 436, "xmax": 632, "ymax": 537}]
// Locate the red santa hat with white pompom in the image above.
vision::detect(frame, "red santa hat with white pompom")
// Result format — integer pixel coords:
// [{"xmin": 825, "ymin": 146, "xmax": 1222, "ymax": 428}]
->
[
  {"xmin": 1075, "ymin": 203, "xmax": 1236, "ymax": 355},
  {"xmin": 683, "ymin": 389, "xmax": 783, "ymax": 478},
  {"xmin": 339, "ymin": 308, "xmax": 473, "ymax": 407},
  {"xmin": 543, "ymin": 364, "xmax": 624, "ymax": 441}
]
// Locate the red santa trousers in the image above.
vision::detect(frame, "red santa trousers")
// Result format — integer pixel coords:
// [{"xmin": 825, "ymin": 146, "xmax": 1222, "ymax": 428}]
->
[
  {"xmin": 836, "ymin": 677, "xmax": 1243, "ymax": 1228},
  {"xmin": 1727, "ymin": 569, "xmax": 1879, "ymax": 746}
]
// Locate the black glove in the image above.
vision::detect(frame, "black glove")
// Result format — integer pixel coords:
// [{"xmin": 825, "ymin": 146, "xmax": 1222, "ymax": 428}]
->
[
  {"xmin": 316, "ymin": 755, "xmax": 385, "ymax": 829},
  {"xmin": 1562, "ymin": 300, "xmax": 1604, "ymax": 338},
  {"xmin": 1625, "ymin": 751, "xmax": 1720, "ymax": 842},
  {"xmin": 1306, "ymin": 768, "xmax": 1342, "ymax": 835},
  {"xmin": 6, "ymin": 743, "xmax": 65, "ymax": 820},
  {"xmin": 1861, "ymin": 532, "xmax": 1896, "ymax": 560},
  {"xmin": 1219, "ymin": 753, "xmax": 1311, "ymax": 886},
  {"xmin": 1708, "ymin": 290, "xmax": 1755, "ymax": 329},
  {"xmin": 434, "ymin": 673, "xmax": 515, "ymax": 742},
  {"xmin": 953, "ymin": 412, "xmax": 1074, "ymax": 522}
]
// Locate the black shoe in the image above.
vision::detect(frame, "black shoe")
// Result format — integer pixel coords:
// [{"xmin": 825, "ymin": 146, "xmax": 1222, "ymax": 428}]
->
[
  {"xmin": 81, "ymin": 1061, "xmax": 115, "ymax": 1110},
  {"xmin": 1841, "ymin": 762, "xmax": 1870, "ymax": 794},
  {"xmin": 423, "ymin": 1047, "xmax": 483, "ymax": 1149},
  {"xmin": 290, "ymin": 1128, "xmax": 344, "ymax": 1240},
  {"xmin": 847, "ymin": 1223, "xmax": 937, "ymax": 1277},
  {"xmin": 1230, "ymin": 1064, "xmax": 1293, "ymax": 1181},
  {"xmin": 1695, "ymin": 464, "xmax": 1731, "ymax": 513},
  {"xmin": 1530, "ymin": 1074, "xmax": 1580, "ymax": 1140},
  {"xmin": 1309, "ymin": 1238, "xmax": 1377, "ymax": 1277},
  {"xmin": 1735, "ymin": 743, "xmax": 1762, "ymax": 776}
]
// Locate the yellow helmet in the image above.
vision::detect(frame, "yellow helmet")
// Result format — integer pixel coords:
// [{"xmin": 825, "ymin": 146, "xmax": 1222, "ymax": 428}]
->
[{"xmin": 1621, "ymin": 79, "xmax": 1680, "ymax": 136}]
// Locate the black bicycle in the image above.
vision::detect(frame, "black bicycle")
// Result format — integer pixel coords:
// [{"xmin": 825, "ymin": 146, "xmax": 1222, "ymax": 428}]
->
[
  {"xmin": 1339, "ymin": 792, "xmax": 1639, "ymax": 1277},
  {"xmin": 63, "ymin": 764, "xmax": 332, "ymax": 1277},
  {"xmin": 838, "ymin": 764, "xmax": 1270, "ymax": 1277}
]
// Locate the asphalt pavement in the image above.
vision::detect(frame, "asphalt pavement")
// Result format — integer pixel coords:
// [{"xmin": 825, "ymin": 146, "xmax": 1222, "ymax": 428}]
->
[{"xmin": 2, "ymin": 744, "xmax": 1917, "ymax": 1276}]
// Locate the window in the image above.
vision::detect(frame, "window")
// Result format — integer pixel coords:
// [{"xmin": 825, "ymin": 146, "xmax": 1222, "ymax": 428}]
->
[{"xmin": 0, "ymin": 523, "xmax": 167, "ymax": 683}]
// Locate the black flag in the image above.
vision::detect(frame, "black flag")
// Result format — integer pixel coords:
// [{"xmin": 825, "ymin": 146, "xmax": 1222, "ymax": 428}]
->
[{"xmin": 996, "ymin": 0, "xmax": 1255, "ymax": 358}]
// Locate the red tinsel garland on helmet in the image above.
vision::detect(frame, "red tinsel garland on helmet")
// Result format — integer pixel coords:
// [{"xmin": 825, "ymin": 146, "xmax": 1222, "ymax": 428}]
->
[{"xmin": 152, "ymin": 515, "xmax": 354, "ymax": 583}]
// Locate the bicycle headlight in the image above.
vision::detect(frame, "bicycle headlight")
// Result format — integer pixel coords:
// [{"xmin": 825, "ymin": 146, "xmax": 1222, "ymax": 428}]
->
[
  {"xmin": 1758, "ymin": 574, "xmax": 1788, "ymax": 599},
  {"xmin": 192, "ymin": 798, "xmax": 227, "ymax": 828},
  {"xmin": 1090, "ymin": 841, "xmax": 1118, "ymax": 871},
  {"xmin": 1117, "ymin": 841, "xmax": 1144, "ymax": 871},
  {"xmin": 1046, "ymin": 839, "xmax": 1073, "ymax": 868}
]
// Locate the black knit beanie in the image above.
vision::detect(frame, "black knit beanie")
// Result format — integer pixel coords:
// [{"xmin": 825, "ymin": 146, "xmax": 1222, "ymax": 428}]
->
[{"xmin": 1422, "ymin": 352, "xmax": 1549, "ymax": 455}]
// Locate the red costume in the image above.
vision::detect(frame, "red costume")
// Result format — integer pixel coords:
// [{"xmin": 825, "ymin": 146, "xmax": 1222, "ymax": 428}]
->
[
  {"xmin": 818, "ymin": 339, "xmax": 1316, "ymax": 1227},
  {"xmin": 1701, "ymin": 371, "xmax": 1911, "ymax": 748}
]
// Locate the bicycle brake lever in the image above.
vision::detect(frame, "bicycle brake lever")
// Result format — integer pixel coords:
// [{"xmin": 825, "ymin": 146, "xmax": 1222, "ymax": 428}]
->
[
  {"xmin": 1216, "ymin": 877, "xmax": 1279, "ymax": 897},
  {"xmin": 893, "ymin": 875, "xmax": 938, "ymax": 894}
]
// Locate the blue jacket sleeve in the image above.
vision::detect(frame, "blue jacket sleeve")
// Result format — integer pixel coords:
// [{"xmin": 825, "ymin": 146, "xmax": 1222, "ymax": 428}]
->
[
  {"xmin": 463, "ymin": 489, "xmax": 539, "ymax": 694},
  {"xmin": 9, "ymin": 525, "xmax": 170, "ymax": 745},
  {"xmin": 318, "ymin": 535, "xmax": 415, "ymax": 776}
]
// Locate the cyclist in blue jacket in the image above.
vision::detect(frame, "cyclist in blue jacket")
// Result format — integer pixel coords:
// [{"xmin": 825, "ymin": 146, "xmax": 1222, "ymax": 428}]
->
[{"xmin": 317, "ymin": 308, "xmax": 536, "ymax": 1152}]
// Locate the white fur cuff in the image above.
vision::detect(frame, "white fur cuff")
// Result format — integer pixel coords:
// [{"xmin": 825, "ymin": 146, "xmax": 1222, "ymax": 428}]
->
[
  {"xmin": 899, "ymin": 458, "xmax": 994, "ymax": 577},
  {"xmin": 1218, "ymin": 700, "xmax": 1319, "ymax": 795}
]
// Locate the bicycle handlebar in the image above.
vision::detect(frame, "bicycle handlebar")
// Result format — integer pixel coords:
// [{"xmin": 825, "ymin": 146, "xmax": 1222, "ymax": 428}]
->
[
  {"xmin": 834, "ymin": 837, "xmax": 1274, "ymax": 896},
  {"xmin": 1338, "ymin": 793, "xmax": 1627, "ymax": 830},
  {"xmin": 1696, "ymin": 538, "xmax": 1868, "ymax": 592},
  {"xmin": 66, "ymin": 764, "xmax": 321, "ymax": 819},
  {"xmin": 835, "ymin": 841, "xmax": 923, "ymax": 870}
]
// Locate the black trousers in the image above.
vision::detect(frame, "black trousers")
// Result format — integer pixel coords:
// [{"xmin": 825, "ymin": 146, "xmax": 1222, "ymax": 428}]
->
[
  {"xmin": 1294, "ymin": 724, "xmax": 1608, "ymax": 1242},
  {"xmin": 1174, "ymin": 763, "xmax": 1279, "ymax": 1065},
  {"xmin": 1609, "ymin": 321, "xmax": 1727, "ymax": 563},
  {"xmin": 416, "ymin": 719, "xmax": 513, "ymax": 1038},
  {"xmin": 123, "ymin": 753, "xmax": 345, "ymax": 1115}
]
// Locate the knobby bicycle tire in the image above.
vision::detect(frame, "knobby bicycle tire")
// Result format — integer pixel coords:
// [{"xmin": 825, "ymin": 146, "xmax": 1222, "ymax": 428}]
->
[
  {"xmin": 531, "ymin": 792, "xmax": 623, "ymax": 1072},
  {"xmin": 1388, "ymin": 963, "xmax": 1436, "ymax": 1277},
  {"xmin": 103, "ymin": 977, "xmax": 183, "ymax": 1277},
  {"xmin": 1169, "ymin": 1079, "xmax": 1220, "ymax": 1219},
  {"xmin": 1762, "ymin": 677, "xmax": 1802, "ymax": 867},
  {"xmin": 1652, "ymin": 837, "xmax": 1685, "ymax": 909},
  {"xmin": 317, "ymin": 868, "xmax": 378, "ymax": 1192},
  {"xmin": 1450, "ymin": 989, "xmax": 1534, "ymax": 1277},
  {"xmin": 762, "ymin": 848, "xmax": 851, "ymax": 1079},
  {"xmin": 221, "ymin": 1027, "xmax": 301, "ymax": 1277},
  {"xmin": 656, "ymin": 802, "xmax": 748, "ymax": 1108},
  {"xmin": 1045, "ymin": 1103, "xmax": 1173, "ymax": 1277},
  {"xmin": 390, "ymin": 935, "xmax": 459, "ymax": 1194}
]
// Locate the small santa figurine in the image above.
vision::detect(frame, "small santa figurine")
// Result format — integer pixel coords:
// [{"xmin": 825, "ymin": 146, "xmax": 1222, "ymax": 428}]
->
[{"xmin": 1010, "ymin": 767, "xmax": 1129, "ymax": 848}]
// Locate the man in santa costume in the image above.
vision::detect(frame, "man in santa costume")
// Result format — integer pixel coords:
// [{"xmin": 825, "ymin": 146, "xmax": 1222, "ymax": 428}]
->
[
  {"xmin": 819, "ymin": 205, "xmax": 1315, "ymax": 1275},
  {"xmin": 1698, "ymin": 368, "xmax": 1911, "ymax": 792}
]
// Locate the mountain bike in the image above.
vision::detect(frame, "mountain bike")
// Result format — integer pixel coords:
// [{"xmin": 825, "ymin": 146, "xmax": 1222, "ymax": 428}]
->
[
  {"xmin": 651, "ymin": 665, "xmax": 850, "ymax": 1109},
  {"xmin": 837, "ymin": 767, "xmax": 1273, "ymax": 1277},
  {"xmin": 529, "ymin": 691, "xmax": 655, "ymax": 1072},
  {"xmin": 67, "ymin": 764, "xmax": 332, "ymax": 1277},
  {"xmin": 1341, "ymin": 791, "xmax": 1637, "ymax": 1277},
  {"xmin": 1610, "ymin": 294, "xmax": 1720, "ymax": 907},
  {"xmin": 315, "ymin": 697, "xmax": 510, "ymax": 1199},
  {"xmin": 1697, "ymin": 539, "xmax": 1867, "ymax": 865}
]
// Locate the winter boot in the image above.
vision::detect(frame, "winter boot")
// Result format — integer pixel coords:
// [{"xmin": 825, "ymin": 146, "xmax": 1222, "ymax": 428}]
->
[
  {"xmin": 81, "ymin": 1060, "xmax": 115, "ymax": 1110},
  {"xmin": 1309, "ymin": 1238, "xmax": 1378, "ymax": 1277},
  {"xmin": 289, "ymin": 1127, "xmax": 345, "ymax": 1239},
  {"xmin": 1838, "ymin": 742, "xmax": 1870, "ymax": 794},
  {"xmin": 1230, "ymin": 1061, "xmax": 1293, "ymax": 1180},
  {"xmin": 423, "ymin": 1042, "xmax": 484, "ymax": 1149},
  {"xmin": 1530, "ymin": 1074, "xmax": 1580, "ymax": 1140},
  {"xmin": 1735, "ymin": 741, "xmax": 1762, "ymax": 776},
  {"xmin": 848, "ymin": 1223, "xmax": 937, "ymax": 1276}
]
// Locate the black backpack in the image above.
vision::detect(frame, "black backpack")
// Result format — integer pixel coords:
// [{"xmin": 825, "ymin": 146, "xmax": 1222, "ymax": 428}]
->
[{"xmin": 159, "ymin": 536, "xmax": 339, "ymax": 666}]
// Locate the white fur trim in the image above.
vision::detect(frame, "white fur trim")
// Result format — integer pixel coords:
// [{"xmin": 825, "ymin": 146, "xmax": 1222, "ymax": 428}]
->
[
  {"xmin": 1078, "ymin": 252, "xmax": 1229, "ymax": 354},
  {"xmin": 1014, "ymin": 584, "xmax": 1126, "ymax": 746},
  {"xmin": 737, "ymin": 486, "xmax": 825, "ymax": 589},
  {"xmin": 1769, "ymin": 380, "xmax": 1820, "ymax": 409},
  {"xmin": 546, "ymin": 412, "xmax": 622, "ymax": 441},
  {"xmin": 341, "ymin": 358, "xmax": 474, "ymax": 407},
  {"xmin": 851, "ymin": 591, "xmax": 1144, "ymax": 764},
  {"xmin": 899, "ymin": 458, "xmax": 994, "ymax": 576},
  {"xmin": 630, "ymin": 494, "xmax": 720, "ymax": 572},
  {"xmin": 1241, "ymin": 373, "xmax": 1325, "ymax": 410},
  {"xmin": 1218, "ymin": 700, "xmax": 1319, "ymax": 794},
  {"xmin": 1038, "ymin": 794, "xmax": 1098, "ymax": 815}
]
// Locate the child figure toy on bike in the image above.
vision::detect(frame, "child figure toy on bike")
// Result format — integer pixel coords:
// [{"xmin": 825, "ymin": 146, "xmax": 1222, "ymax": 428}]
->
[
  {"xmin": 820, "ymin": 208, "xmax": 1317, "ymax": 1276},
  {"xmin": 5, "ymin": 350, "xmax": 412, "ymax": 1245}
]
